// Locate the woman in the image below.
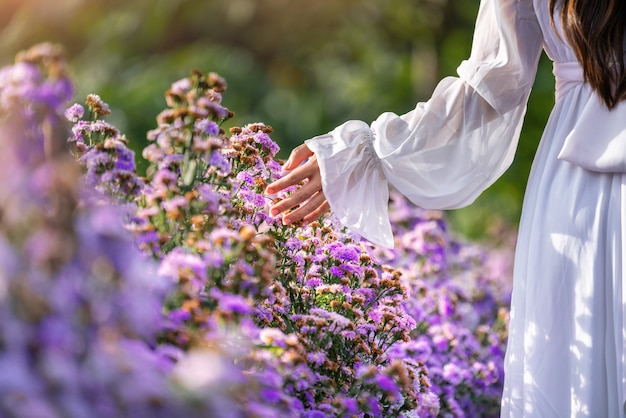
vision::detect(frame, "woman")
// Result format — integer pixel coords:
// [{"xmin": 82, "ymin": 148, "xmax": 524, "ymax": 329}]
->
[{"xmin": 266, "ymin": 0, "xmax": 626, "ymax": 416}]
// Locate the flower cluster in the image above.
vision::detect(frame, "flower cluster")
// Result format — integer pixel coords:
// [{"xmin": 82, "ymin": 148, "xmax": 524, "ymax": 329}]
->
[
  {"xmin": 2, "ymin": 42, "xmax": 517, "ymax": 418},
  {"xmin": 0, "ymin": 42, "xmax": 73, "ymax": 164},
  {"xmin": 114, "ymin": 70, "xmax": 429, "ymax": 416},
  {"xmin": 0, "ymin": 44, "xmax": 258, "ymax": 418},
  {"xmin": 369, "ymin": 191, "xmax": 513, "ymax": 417},
  {"xmin": 265, "ymin": 223, "xmax": 428, "ymax": 416},
  {"xmin": 67, "ymin": 94, "xmax": 144, "ymax": 204}
]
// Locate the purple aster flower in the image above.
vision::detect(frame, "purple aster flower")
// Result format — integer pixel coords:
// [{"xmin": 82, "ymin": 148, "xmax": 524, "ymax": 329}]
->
[
  {"xmin": 253, "ymin": 131, "xmax": 280, "ymax": 157},
  {"xmin": 329, "ymin": 266, "xmax": 344, "ymax": 277},
  {"xmin": 35, "ymin": 77, "xmax": 73, "ymax": 110},
  {"xmin": 107, "ymin": 140, "xmax": 136, "ymax": 171},
  {"xmin": 236, "ymin": 171, "xmax": 255, "ymax": 186},
  {"xmin": 216, "ymin": 292, "xmax": 253, "ymax": 315},
  {"xmin": 141, "ymin": 144, "xmax": 165, "ymax": 163},
  {"xmin": 285, "ymin": 237, "xmax": 302, "ymax": 251},
  {"xmin": 302, "ymin": 411, "xmax": 325, "ymax": 418},
  {"xmin": 209, "ymin": 149, "xmax": 231, "ymax": 175},
  {"xmin": 170, "ymin": 78, "xmax": 191, "ymax": 95},
  {"xmin": 195, "ymin": 119, "xmax": 220, "ymax": 136},
  {"xmin": 340, "ymin": 330, "xmax": 356, "ymax": 340},
  {"xmin": 259, "ymin": 387, "xmax": 282, "ymax": 404},
  {"xmin": 240, "ymin": 189, "xmax": 266, "ymax": 209},
  {"xmin": 197, "ymin": 96, "xmax": 229, "ymax": 119},
  {"xmin": 326, "ymin": 241, "xmax": 360, "ymax": 264},
  {"xmin": 366, "ymin": 396, "xmax": 382, "ymax": 417},
  {"xmin": 266, "ymin": 159, "xmax": 282, "ymax": 176},
  {"xmin": 158, "ymin": 248, "xmax": 207, "ymax": 286},
  {"xmin": 64, "ymin": 103, "xmax": 84, "ymax": 122},
  {"xmin": 166, "ymin": 308, "xmax": 192, "ymax": 326},
  {"xmin": 340, "ymin": 263, "xmax": 362, "ymax": 275},
  {"xmin": 375, "ymin": 374, "xmax": 398, "ymax": 393},
  {"xmin": 368, "ymin": 309, "xmax": 382, "ymax": 325},
  {"xmin": 153, "ymin": 168, "xmax": 178, "ymax": 190},
  {"xmin": 161, "ymin": 195, "xmax": 189, "ymax": 215},
  {"xmin": 292, "ymin": 253, "xmax": 305, "ymax": 267},
  {"xmin": 159, "ymin": 153, "xmax": 184, "ymax": 170},
  {"xmin": 306, "ymin": 352, "xmax": 327, "ymax": 367},
  {"xmin": 305, "ymin": 277, "xmax": 323, "ymax": 288},
  {"xmin": 442, "ymin": 363, "xmax": 465, "ymax": 386}
]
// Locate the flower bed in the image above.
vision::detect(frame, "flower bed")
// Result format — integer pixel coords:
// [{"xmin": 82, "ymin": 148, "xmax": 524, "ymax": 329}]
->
[{"xmin": 0, "ymin": 43, "xmax": 514, "ymax": 417}]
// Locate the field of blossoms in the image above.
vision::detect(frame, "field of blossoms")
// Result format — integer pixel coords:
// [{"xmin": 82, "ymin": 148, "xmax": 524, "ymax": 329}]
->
[{"xmin": 0, "ymin": 43, "xmax": 514, "ymax": 417}]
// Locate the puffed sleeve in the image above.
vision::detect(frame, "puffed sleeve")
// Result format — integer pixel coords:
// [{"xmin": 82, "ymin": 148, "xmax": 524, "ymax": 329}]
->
[{"xmin": 305, "ymin": 0, "xmax": 544, "ymax": 248}]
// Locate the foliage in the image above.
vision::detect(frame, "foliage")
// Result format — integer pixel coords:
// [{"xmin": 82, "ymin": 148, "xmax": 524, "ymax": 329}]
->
[
  {"xmin": 0, "ymin": 42, "xmax": 252, "ymax": 418},
  {"xmin": 70, "ymin": 61, "xmax": 430, "ymax": 417},
  {"xmin": 0, "ymin": 43, "xmax": 516, "ymax": 417}
]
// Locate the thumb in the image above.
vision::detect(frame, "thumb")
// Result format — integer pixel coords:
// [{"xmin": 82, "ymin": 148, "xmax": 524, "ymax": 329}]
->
[{"xmin": 284, "ymin": 143, "xmax": 314, "ymax": 170}]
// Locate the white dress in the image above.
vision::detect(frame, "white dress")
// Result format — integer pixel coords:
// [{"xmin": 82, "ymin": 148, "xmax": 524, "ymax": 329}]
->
[{"xmin": 304, "ymin": 0, "xmax": 626, "ymax": 416}]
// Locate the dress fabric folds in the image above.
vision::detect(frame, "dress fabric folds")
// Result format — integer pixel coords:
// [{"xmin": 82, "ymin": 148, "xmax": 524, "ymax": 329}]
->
[{"xmin": 305, "ymin": 0, "xmax": 626, "ymax": 416}]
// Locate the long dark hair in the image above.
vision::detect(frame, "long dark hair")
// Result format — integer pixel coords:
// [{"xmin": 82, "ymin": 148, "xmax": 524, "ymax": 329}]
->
[{"xmin": 550, "ymin": 0, "xmax": 626, "ymax": 109}]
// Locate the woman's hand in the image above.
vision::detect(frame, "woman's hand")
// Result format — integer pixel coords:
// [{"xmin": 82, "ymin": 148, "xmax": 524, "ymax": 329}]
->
[{"xmin": 265, "ymin": 143, "xmax": 330, "ymax": 225}]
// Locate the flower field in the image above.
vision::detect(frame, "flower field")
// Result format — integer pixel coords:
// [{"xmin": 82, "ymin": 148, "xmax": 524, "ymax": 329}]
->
[{"xmin": 0, "ymin": 43, "xmax": 514, "ymax": 417}]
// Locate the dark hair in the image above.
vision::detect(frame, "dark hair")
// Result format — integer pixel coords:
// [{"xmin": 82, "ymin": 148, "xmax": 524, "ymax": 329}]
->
[{"xmin": 550, "ymin": 0, "xmax": 626, "ymax": 109}]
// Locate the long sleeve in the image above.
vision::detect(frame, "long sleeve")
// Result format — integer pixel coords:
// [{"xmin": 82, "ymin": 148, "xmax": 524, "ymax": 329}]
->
[{"xmin": 305, "ymin": 0, "xmax": 544, "ymax": 248}]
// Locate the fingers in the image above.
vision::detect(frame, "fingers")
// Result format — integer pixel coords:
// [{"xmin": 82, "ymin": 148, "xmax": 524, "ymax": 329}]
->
[
  {"xmin": 270, "ymin": 173, "xmax": 321, "ymax": 216},
  {"xmin": 301, "ymin": 198, "xmax": 330, "ymax": 224},
  {"xmin": 265, "ymin": 154, "xmax": 317, "ymax": 195},
  {"xmin": 264, "ymin": 142, "xmax": 330, "ymax": 225},
  {"xmin": 284, "ymin": 143, "xmax": 313, "ymax": 170},
  {"xmin": 266, "ymin": 162, "xmax": 310, "ymax": 194},
  {"xmin": 284, "ymin": 191, "xmax": 329, "ymax": 225}
]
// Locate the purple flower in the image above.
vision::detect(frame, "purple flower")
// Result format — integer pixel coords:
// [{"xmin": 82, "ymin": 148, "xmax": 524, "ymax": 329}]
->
[
  {"xmin": 327, "ymin": 241, "xmax": 360, "ymax": 264},
  {"xmin": 236, "ymin": 171, "xmax": 255, "ymax": 186},
  {"xmin": 365, "ymin": 396, "xmax": 382, "ymax": 416},
  {"xmin": 166, "ymin": 308, "xmax": 192, "ymax": 326},
  {"xmin": 259, "ymin": 387, "xmax": 282, "ymax": 404},
  {"xmin": 170, "ymin": 78, "xmax": 191, "ymax": 95},
  {"xmin": 216, "ymin": 292, "xmax": 253, "ymax": 315},
  {"xmin": 368, "ymin": 309, "xmax": 382, "ymax": 325},
  {"xmin": 329, "ymin": 266, "xmax": 344, "ymax": 278},
  {"xmin": 161, "ymin": 195, "xmax": 189, "ymax": 215},
  {"xmin": 65, "ymin": 103, "xmax": 84, "ymax": 122},
  {"xmin": 266, "ymin": 159, "xmax": 282, "ymax": 176},
  {"xmin": 253, "ymin": 131, "xmax": 280, "ymax": 157},
  {"xmin": 240, "ymin": 189, "xmax": 266, "ymax": 209},
  {"xmin": 195, "ymin": 119, "xmax": 220, "ymax": 136},
  {"xmin": 306, "ymin": 352, "xmax": 327, "ymax": 367},
  {"xmin": 305, "ymin": 277, "xmax": 322, "ymax": 287},
  {"xmin": 153, "ymin": 168, "xmax": 178, "ymax": 190},
  {"xmin": 209, "ymin": 149, "xmax": 231, "ymax": 175},
  {"xmin": 158, "ymin": 248, "xmax": 207, "ymax": 288},
  {"xmin": 110, "ymin": 142, "xmax": 136, "ymax": 172},
  {"xmin": 302, "ymin": 411, "xmax": 325, "ymax": 418},
  {"xmin": 141, "ymin": 143, "xmax": 164, "ymax": 162},
  {"xmin": 35, "ymin": 78, "xmax": 73, "ymax": 110},
  {"xmin": 375, "ymin": 374, "xmax": 398, "ymax": 393},
  {"xmin": 285, "ymin": 237, "xmax": 303, "ymax": 251},
  {"xmin": 442, "ymin": 363, "xmax": 465, "ymax": 386},
  {"xmin": 203, "ymin": 249, "xmax": 225, "ymax": 269}
]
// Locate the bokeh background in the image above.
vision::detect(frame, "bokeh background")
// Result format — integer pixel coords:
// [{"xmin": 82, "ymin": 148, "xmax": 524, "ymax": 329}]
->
[{"xmin": 0, "ymin": 0, "xmax": 555, "ymax": 240}]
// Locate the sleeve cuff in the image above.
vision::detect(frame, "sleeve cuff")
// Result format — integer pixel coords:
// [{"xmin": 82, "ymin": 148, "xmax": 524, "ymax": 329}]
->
[{"xmin": 305, "ymin": 120, "xmax": 394, "ymax": 249}]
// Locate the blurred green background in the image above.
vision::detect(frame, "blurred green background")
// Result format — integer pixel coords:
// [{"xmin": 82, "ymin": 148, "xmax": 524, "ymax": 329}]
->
[{"xmin": 0, "ymin": 0, "xmax": 555, "ymax": 240}]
